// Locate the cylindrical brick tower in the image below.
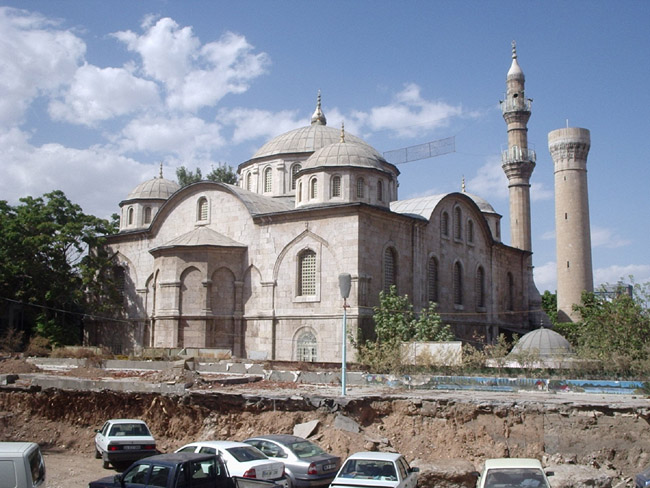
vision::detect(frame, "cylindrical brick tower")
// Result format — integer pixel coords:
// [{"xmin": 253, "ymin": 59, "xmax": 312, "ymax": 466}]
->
[
  {"xmin": 548, "ymin": 127, "xmax": 593, "ymax": 322},
  {"xmin": 501, "ymin": 41, "xmax": 536, "ymax": 252}
]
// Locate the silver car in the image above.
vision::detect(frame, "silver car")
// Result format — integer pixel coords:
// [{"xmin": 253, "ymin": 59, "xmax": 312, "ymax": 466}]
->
[{"xmin": 244, "ymin": 435, "xmax": 340, "ymax": 488}]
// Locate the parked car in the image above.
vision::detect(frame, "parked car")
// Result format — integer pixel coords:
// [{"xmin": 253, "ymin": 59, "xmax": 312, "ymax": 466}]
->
[
  {"xmin": 88, "ymin": 451, "xmax": 285, "ymax": 488},
  {"xmin": 635, "ymin": 464, "xmax": 650, "ymax": 488},
  {"xmin": 0, "ymin": 441, "xmax": 46, "ymax": 488},
  {"xmin": 330, "ymin": 452, "xmax": 418, "ymax": 488},
  {"xmin": 244, "ymin": 434, "xmax": 341, "ymax": 488},
  {"xmin": 94, "ymin": 419, "xmax": 157, "ymax": 469},
  {"xmin": 175, "ymin": 441, "xmax": 288, "ymax": 488},
  {"xmin": 476, "ymin": 458, "xmax": 552, "ymax": 488}
]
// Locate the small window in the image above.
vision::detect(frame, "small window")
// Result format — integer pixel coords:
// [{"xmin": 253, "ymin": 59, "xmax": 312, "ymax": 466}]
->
[
  {"xmin": 507, "ymin": 272, "xmax": 514, "ymax": 311},
  {"xmin": 441, "ymin": 211, "xmax": 449, "ymax": 237},
  {"xmin": 264, "ymin": 167, "xmax": 272, "ymax": 193},
  {"xmin": 453, "ymin": 261, "xmax": 463, "ymax": 306},
  {"xmin": 377, "ymin": 180, "xmax": 384, "ymax": 201},
  {"xmin": 454, "ymin": 206, "xmax": 462, "ymax": 240},
  {"xmin": 299, "ymin": 250, "xmax": 317, "ymax": 296},
  {"xmin": 427, "ymin": 257, "xmax": 438, "ymax": 303},
  {"xmin": 356, "ymin": 178, "xmax": 365, "ymax": 198},
  {"xmin": 297, "ymin": 181, "xmax": 302, "ymax": 202},
  {"xmin": 113, "ymin": 266, "xmax": 126, "ymax": 299},
  {"xmin": 467, "ymin": 219, "xmax": 474, "ymax": 243},
  {"xmin": 246, "ymin": 172, "xmax": 252, "ymax": 191},
  {"xmin": 310, "ymin": 177, "xmax": 318, "ymax": 199},
  {"xmin": 143, "ymin": 206, "xmax": 152, "ymax": 224},
  {"xmin": 476, "ymin": 266, "xmax": 485, "ymax": 308},
  {"xmin": 291, "ymin": 164, "xmax": 302, "ymax": 190},
  {"xmin": 383, "ymin": 247, "xmax": 396, "ymax": 293},
  {"xmin": 198, "ymin": 197, "xmax": 208, "ymax": 221},
  {"xmin": 331, "ymin": 175, "xmax": 341, "ymax": 197},
  {"xmin": 127, "ymin": 207, "xmax": 134, "ymax": 226}
]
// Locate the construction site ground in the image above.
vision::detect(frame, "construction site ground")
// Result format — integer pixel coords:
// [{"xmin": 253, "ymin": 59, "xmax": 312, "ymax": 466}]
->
[{"xmin": 0, "ymin": 357, "xmax": 649, "ymax": 488}]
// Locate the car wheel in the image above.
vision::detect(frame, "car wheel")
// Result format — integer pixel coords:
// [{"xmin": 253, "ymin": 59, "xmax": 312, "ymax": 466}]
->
[
  {"xmin": 95, "ymin": 447, "xmax": 101, "ymax": 459},
  {"xmin": 102, "ymin": 457, "xmax": 110, "ymax": 469}
]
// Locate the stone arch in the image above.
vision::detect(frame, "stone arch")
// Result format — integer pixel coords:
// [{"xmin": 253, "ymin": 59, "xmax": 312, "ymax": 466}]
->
[
  {"xmin": 179, "ymin": 266, "xmax": 203, "ymax": 316},
  {"xmin": 211, "ymin": 267, "xmax": 236, "ymax": 315},
  {"xmin": 293, "ymin": 327, "xmax": 318, "ymax": 362}
]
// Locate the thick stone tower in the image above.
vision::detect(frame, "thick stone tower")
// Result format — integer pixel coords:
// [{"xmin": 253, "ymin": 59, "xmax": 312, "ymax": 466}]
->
[
  {"xmin": 548, "ymin": 127, "xmax": 593, "ymax": 322},
  {"xmin": 501, "ymin": 41, "xmax": 536, "ymax": 252}
]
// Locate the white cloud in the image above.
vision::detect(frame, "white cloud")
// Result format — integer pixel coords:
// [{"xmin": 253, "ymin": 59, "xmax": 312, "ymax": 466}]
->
[
  {"xmin": 48, "ymin": 64, "xmax": 161, "ymax": 125},
  {"xmin": 219, "ymin": 108, "xmax": 302, "ymax": 145},
  {"xmin": 533, "ymin": 261, "xmax": 557, "ymax": 293},
  {"xmin": 466, "ymin": 156, "xmax": 508, "ymax": 200},
  {"xmin": 594, "ymin": 264, "xmax": 650, "ymax": 288},
  {"xmin": 0, "ymin": 7, "xmax": 85, "ymax": 127},
  {"xmin": 591, "ymin": 226, "xmax": 631, "ymax": 249},
  {"xmin": 113, "ymin": 19, "xmax": 270, "ymax": 112}
]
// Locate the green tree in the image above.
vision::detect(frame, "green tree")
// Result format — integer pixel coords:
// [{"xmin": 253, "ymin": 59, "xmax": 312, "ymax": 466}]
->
[
  {"xmin": 0, "ymin": 191, "xmax": 119, "ymax": 347},
  {"xmin": 176, "ymin": 166, "xmax": 203, "ymax": 186},
  {"xmin": 177, "ymin": 164, "xmax": 237, "ymax": 187},
  {"xmin": 541, "ymin": 290, "xmax": 559, "ymax": 327}
]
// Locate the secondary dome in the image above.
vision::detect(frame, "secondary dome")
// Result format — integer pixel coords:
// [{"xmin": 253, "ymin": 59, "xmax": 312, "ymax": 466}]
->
[
  {"xmin": 509, "ymin": 327, "xmax": 573, "ymax": 358},
  {"xmin": 303, "ymin": 139, "xmax": 390, "ymax": 171},
  {"xmin": 126, "ymin": 174, "xmax": 180, "ymax": 201}
]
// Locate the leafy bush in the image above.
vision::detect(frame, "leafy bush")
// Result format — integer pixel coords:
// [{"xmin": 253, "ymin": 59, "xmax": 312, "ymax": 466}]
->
[{"xmin": 24, "ymin": 335, "xmax": 51, "ymax": 357}]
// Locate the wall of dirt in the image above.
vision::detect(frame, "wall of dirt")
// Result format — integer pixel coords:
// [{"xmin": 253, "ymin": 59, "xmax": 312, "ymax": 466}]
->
[{"xmin": 1, "ymin": 387, "xmax": 649, "ymax": 483}]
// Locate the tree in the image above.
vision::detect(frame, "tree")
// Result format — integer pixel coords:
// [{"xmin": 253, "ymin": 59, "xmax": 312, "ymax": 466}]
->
[
  {"xmin": 0, "ymin": 191, "xmax": 120, "ymax": 347},
  {"xmin": 540, "ymin": 290, "xmax": 559, "ymax": 327},
  {"xmin": 177, "ymin": 164, "xmax": 237, "ymax": 187}
]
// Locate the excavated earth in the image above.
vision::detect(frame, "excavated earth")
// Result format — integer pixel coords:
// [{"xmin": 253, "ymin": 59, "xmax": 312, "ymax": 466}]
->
[{"xmin": 1, "ymin": 357, "xmax": 649, "ymax": 488}]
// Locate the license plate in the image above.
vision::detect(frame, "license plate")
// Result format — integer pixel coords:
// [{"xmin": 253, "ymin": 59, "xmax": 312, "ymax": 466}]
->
[
  {"xmin": 324, "ymin": 464, "xmax": 336, "ymax": 471},
  {"xmin": 262, "ymin": 470, "xmax": 274, "ymax": 477},
  {"xmin": 123, "ymin": 445, "xmax": 140, "ymax": 450}
]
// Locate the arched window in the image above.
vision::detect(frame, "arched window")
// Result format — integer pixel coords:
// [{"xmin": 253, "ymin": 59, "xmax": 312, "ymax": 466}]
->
[
  {"xmin": 296, "ymin": 330, "xmax": 317, "ymax": 362},
  {"xmin": 427, "ymin": 256, "xmax": 439, "ymax": 303},
  {"xmin": 264, "ymin": 167, "xmax": 272, "ymax": 193},
  {"xmin": 246, "ymin": 172, "xmax": 252, "ymax": 191},
  {"xmin": 297, "ymin": 181, "xmax": 302, "ymax": 202},
  {"xmin": 454, "ymin": 206, "xmax": 462, "ymax": 240},
  {"xmin": 356, "ymin": 178, "xmax": 365, "ymax": 198},
  {"xmin": 331, "ymin": 175, "xmax": 341, "ymax": 197},
  {"xmin": 143, "ymin": 206, "xmax": 152, "ymax": 224},
  {"xmin": 127, "ymin": 207, "xmax": 134, "ymax": 226},
  {"xmin": 197, "ymin": 197, "xmax": 208, "ymax": 221},
  {"xmin": 299, "ymin": 250, "xmax": 317, "ymax": 296},
  {"xmin": 291, "ymin": 164, "xmax": 301, "ymax": 190},
  {"xmin": 383, "ymin": 247, "xmax": 396, "ymax": 293},
  {"xmin": 507, "ymin": 272, "xmax": 514, "ymax": 311},
  {"xmin": 441, "ymin": 211, "xmax": 449, "ymax": 237},
  {"xmin": 453, "ymin": 261, "xmax": 463, "ymax": 306},
  {"xmin": 310, "ymin": 177, "xmax": 318, "ymax": 199},
  {"xmin": 467, "ymin": 219, "xmax": 474, "ymax": 243},
  {"xmin": 113, "ymin": 265, "xmax": 126, "ymax": 299},
  {"xmin": 377, "ymin": 180, "xmax": 384, "ymax": 201},
  {"xmin": 476, "ymin": 266, "xmax": 485, "ymax": 309}
]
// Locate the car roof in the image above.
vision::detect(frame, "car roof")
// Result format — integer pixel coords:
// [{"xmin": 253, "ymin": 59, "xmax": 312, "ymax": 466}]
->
[
  {"xmin": 344, "ymin": 452, "xmax": 403, "ymax": 462},
  {"xmin": 186, "ymin": 440, "xmax": 254, "ymax": 449},
  {"xmin": 484, "ymin": 458, "xmax": 544, "ymax": 470},
  {"xmin": 105, "ymin": 419, "xmax": 148, "ymax": 424},
  {"xmin": 246, "ymin": 435, "xmax": 305, "ymax": 444},
  {"xmin": 139, "ymin": 452, "xmax": 216, "ymax": 465},
  {"xmin": 0, "ymin": 442, "xmax": 39, "ymax": 454}
]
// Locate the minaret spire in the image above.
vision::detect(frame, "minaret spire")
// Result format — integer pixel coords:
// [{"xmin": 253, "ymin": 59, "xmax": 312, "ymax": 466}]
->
[
  {"xmin": 310, "ymin": 91, "xmax": 327, "ymax": 126},
  {"xmin": 159, "ymin": 162, "xmax": 163, "ymax": 179},
  {"xmin": 340, "ymin": 122, "xmax": 345, "ymax": 143}
]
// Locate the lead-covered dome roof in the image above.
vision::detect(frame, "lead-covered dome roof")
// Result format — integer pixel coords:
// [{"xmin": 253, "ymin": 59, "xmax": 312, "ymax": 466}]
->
[
  {"xmin": 126, "ymin": 168, "xmax": 180, "ymax": 201},
  {"xmin": 303, "ymin": 139, "xmax": 391, "ymax": 172},
  {"xmin": 509, "ymin": 327, "xmax": 573, "ymax": 358}
]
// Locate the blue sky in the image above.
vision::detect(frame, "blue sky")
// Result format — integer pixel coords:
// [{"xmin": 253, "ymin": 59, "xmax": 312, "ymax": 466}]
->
[{"xmin": 1, "ymin": 0, "xmax": 649, "ymax": 293}]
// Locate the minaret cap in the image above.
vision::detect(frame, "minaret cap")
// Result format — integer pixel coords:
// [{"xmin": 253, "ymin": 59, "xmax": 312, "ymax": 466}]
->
[
  {"xmin": 507, "ymin": 41, "xmax": 525, "ymax": 80},
  {"xmin": 310, "ymin": 91, "xmax": 327, "ymax": 126}
]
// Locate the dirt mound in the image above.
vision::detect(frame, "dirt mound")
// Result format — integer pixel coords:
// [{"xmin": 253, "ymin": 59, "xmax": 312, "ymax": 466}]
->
[{"xmin": 0, "ymin": 357, "xmax": 42, "ymax": 374}]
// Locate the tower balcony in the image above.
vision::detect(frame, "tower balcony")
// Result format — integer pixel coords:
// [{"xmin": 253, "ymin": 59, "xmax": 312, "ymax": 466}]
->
[
  {"xmin": 502, "ymin": 146, "xmax": 536, "ymax": 164},
  {"xmin": 500, "ymin": 98, "xmax": 532, "ymax": 114}
]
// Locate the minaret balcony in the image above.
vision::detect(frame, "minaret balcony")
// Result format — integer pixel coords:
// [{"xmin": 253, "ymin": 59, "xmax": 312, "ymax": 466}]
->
[
  {"xmin": 500, "ymin": 98, "xmax": 532, "ymax": 114},
  {"xmin": 502, "ymin": 146, "xmax": 536, "ymax": 164}
]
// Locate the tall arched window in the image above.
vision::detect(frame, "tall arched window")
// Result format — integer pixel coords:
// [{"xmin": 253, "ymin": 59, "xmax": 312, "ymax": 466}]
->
[
  {"xmin": 507, "ymin": 272, "xmax": 514, "ymax": 311},
  {"xmin": 246, "ymin": 172, "xmax": 252, "ymax": 191},
  {"xmin": 299, "ymin": 250, "xmax": 317, "ymax": 296},
  {"xmin": 296, "ymin": 330, "xmax": 317, "ymax": 362},
  {"xmin": 427, "ymin": 256, "xmax": 439, "ymax": 303},
  {"xmin": 143, "ymin": 206, "xmax": 152, "ymax": 224},
  {"xmin": 476, "ymin": 266, "xmax": 485, "ymax": 309},
  {"xmin": 454, "ymin": 206, "xmax": 462, "ymax": 240},
  {"xmin": 383, "ymin": 247, "xmax": 396, "ymax": 293},
  {"xmin": 127, "ymin": 207, "xmax": 134, "ymax": 226},
  {"xmin": 291, "ymin": 164, "xmax": 301, "ymax": 190},
  {"xmin": 331, "ymin": 175, "xmax": 341, "ymax": 197},
  {"xmin": 453, "ymin": 261, "xmax": 463, "ymax": 306},
  {"xmin": 113, "ymin": 265, "xmax": 126, "ymax": 299},
  {"xmin": 264, "ymin": 167, "xmax": 272, "ymax": 193},
  {"xmin": 356, "ymin": 178, "xmax": 365, "ymax": 198},
  {"xmin": 197, "ymin": 197, "xmax": 208, "ymax": 221},
  {"xmin": 297, "ymin": 181, "xmax": 302, "ymax": 202},
  {"xmin": 310, "ymin": 178, "xmax": 318, "ymax": 199},
  {"xmin": 441, "ymin": 211, "xmax": 449, "ymax": 237},
  {"xmin": 377, "ymin": 180, "xmax": 383, "ymax": 201},
  {"xmin": 467, "ymin": 219, "xmax": 474, "ymax": 243}
]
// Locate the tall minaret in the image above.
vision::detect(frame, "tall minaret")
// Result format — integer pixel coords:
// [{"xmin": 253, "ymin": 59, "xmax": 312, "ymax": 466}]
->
[
  {"xmin": 501, "ymin": 41, "xmax": 536, "ymax": 251},
  {"xmin": 548, "ymin": 127, "xmax": 593, "ymax": 322}
]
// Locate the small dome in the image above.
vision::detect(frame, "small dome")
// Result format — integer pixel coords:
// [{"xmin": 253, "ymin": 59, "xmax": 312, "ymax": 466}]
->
[
  {"xmin": 303, "ymin": 140, "xmax": 390, "ymax": 171},
  {"xmin": 509, "ymin": 327, "xmax": 573, "ymax": 358},
  {"xmin": 465, "ymin": 193, "xmax": 497, "ymax": 214},
  {"xmin": 126, "ymin": 176, "xmax": 180, "ymax": 200}
]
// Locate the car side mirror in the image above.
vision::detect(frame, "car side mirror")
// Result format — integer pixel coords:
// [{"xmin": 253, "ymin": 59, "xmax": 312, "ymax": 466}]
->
[
  {"xmin": 113, "ymin": 474, "xmax": 124, "ymax": 486},
  {"xmin": 545, "ymin": 471, "xmax": 554, "ymax": 477},
  {"xmin": 470, "ymin": 471, "xmax": 480, "ymax": 478},
  {"xmin": 411, "ymin": 467, "xmax": 419, "ymax": 473}
]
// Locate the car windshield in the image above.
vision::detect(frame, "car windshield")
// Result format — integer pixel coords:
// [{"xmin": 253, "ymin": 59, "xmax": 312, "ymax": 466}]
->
[
  {"xmin": 227, "ymin": 446, "xmax": 267, "ymax": 462},
  {"xmin": 484, "ymin": 468, "xmax": 549, "ymax": 488},
  {"xmin": 339, "ymin": 459, "xmax": 397, "ymax": 481},
  {"xmin": 288, "ymin": 441, "xmax": 326, "ymax": 459},
  {"xmin": 109, "ymin": 423, "xmax": 150, "ymax": 437}
]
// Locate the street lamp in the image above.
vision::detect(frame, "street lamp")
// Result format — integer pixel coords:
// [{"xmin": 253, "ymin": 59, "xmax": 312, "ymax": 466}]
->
[{"xmin": 338, "ymin": 273, "xmax": 351, "ymax": 396}]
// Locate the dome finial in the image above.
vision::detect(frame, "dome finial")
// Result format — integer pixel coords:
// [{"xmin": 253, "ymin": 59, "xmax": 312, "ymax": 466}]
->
[
  {"xmin": 340, "ymin": 122, "xmax": 346, "ymax": 143},
  {"xmin": 462, "ymin": 175, "xmax": 466, "ymax": 192},
  {"xmin": 511, "ymin": 40, "xmax": 517, "ymax": 59},
  {"xmin": 159, "ymin": 162, "xmax": 163, "ymax": 179},
  {"xmin": 310, "ymin": 90, "xmax": 327, "ymax": 126}
]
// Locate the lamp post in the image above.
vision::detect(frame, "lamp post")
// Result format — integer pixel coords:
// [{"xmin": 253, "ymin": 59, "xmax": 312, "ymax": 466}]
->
[{"xmin": 338, "ymin": 273, "xmax": 351, "ymax": 396}]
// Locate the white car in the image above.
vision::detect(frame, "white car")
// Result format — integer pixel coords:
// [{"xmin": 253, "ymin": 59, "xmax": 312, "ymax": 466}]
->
[
  {"xmin": 330, "ymin": 452, "xmax": 418, "ymax": 488},
  {"xmin": 476, "ymin": 458, "xmax": 552, "ymax": 488},
  {"xmin": 175, "ymin": 441, "xmax": 288, "ymax": 488},
  {"xmin": 94, "ymin": 419, "xmax": 157, "ymax": 469}
]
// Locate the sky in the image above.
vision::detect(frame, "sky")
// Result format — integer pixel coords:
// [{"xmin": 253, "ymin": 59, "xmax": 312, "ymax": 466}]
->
[{"xmin": 1, "ymin": 0, "xmax": 649, "ymax": 294}]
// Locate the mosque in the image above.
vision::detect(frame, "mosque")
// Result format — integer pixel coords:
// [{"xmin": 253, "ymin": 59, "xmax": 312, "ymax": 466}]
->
[{"xmin": 87, "ymin": 44, "xmax": 590, "ymax": 361}]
